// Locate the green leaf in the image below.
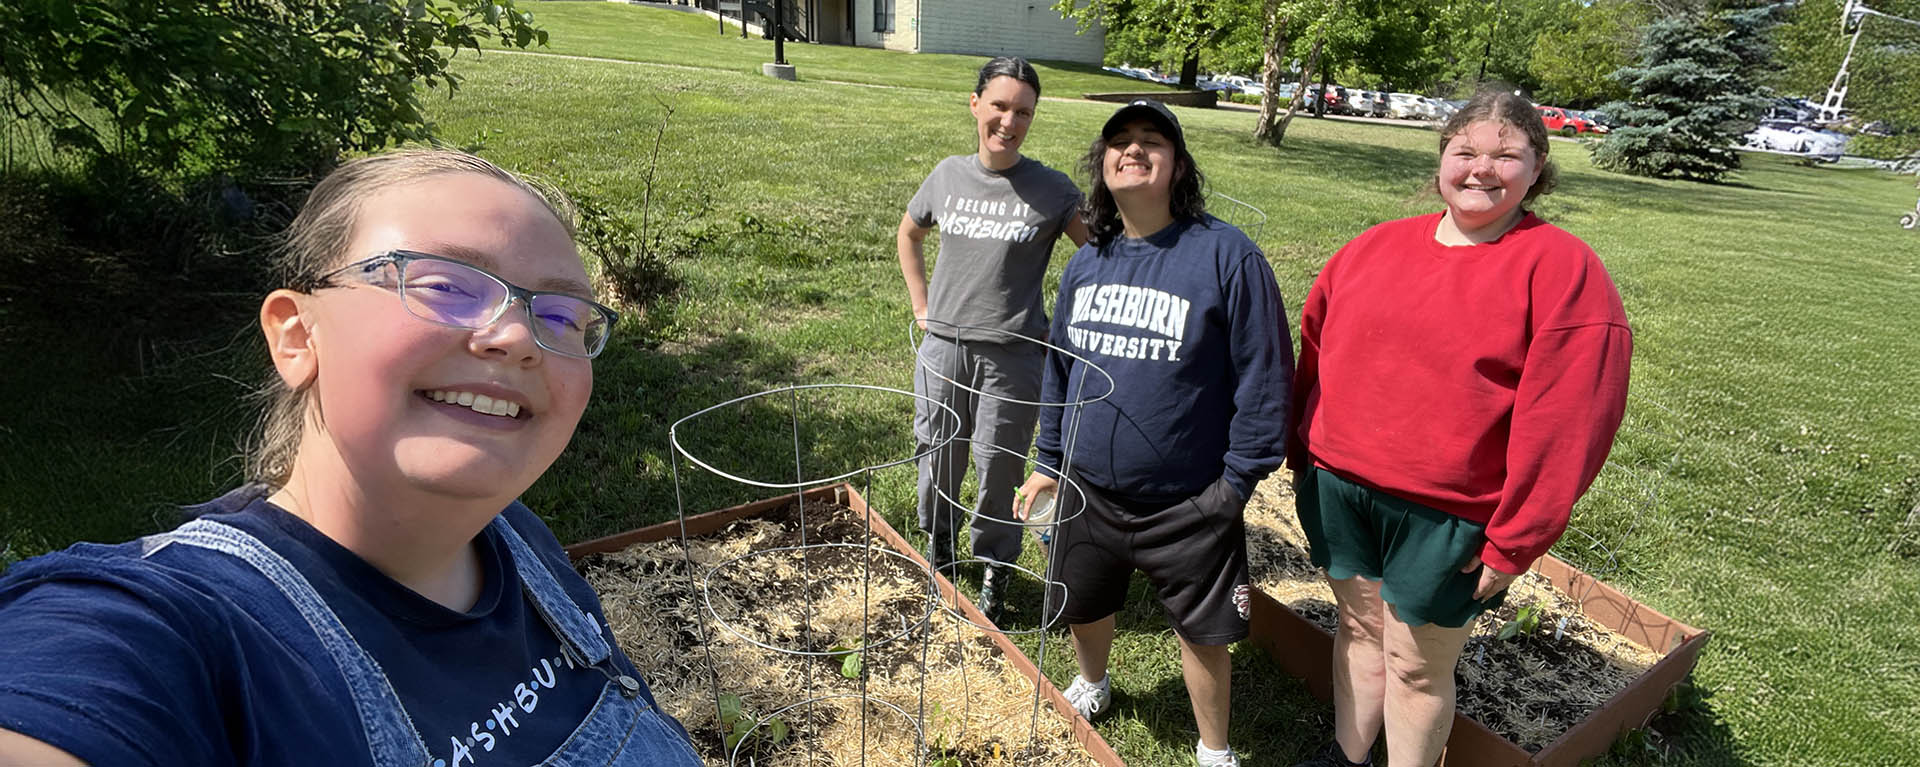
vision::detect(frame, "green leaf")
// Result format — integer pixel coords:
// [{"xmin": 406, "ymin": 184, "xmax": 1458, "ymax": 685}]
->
[
  {"xmin": 767, "ymin": 716, "xmax": 789, "ymax": 744},
  {"xmin": 718, "ymin": 692, "xmax": 744, "ymax": 726},
  {"xmin": 840, "ymin": 652, "xmax": 862, "ymax": 680}
]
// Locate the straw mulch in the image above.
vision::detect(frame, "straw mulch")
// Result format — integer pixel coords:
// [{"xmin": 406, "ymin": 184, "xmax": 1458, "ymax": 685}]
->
[
  {"xmin": 580, "ymin": 500, "xmax": 1099, "ymax": 767},
  {"xmin": 1245, "ymin": 473, "xmax": 1664, "ymax": 753}
]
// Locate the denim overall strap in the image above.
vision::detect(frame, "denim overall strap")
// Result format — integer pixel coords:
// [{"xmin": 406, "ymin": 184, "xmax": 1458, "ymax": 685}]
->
[
  {"xmin": 487, "ymin": 515, "xmax": 612, "ymax": 667},
  {"xmin": 140, "ymin": 519, "xmax": 432, "ymax": 767}
]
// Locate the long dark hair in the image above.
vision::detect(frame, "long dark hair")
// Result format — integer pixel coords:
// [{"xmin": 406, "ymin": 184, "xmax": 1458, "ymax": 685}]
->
[
  {"xmin": 1077, "ymin": 132, "xmax": 1207, "ymax": 247},
  {"xmin": 975, "ymin": 56, "xmax": 1041, "ymax": 98},
  {"xmin": 1437, "ymin": 84, "xmax": 1558, "ymax": 204}
]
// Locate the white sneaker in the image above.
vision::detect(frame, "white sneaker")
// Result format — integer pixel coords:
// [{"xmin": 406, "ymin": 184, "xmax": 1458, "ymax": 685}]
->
[
  {"xmin": 1196, "ymin": 743, "xmax": 1240, "ymax": 767},
  {"xmin": 1062, "ymin": 674, "xmax": 1111, "ymax": 721}
]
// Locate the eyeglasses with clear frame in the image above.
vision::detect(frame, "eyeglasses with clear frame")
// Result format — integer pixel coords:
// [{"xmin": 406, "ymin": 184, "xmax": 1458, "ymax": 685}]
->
[{"xmin": 307, "ymin": 250, "xmax": 620, "ymax": 359}]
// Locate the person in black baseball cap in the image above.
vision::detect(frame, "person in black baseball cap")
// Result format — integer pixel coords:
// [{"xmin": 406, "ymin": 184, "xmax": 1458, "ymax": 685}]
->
[
  {"xmin": 1015, "ymin": 98, "xmax": 1295, "ymax": 767},
  {"xmin": 1101, "ymin": 98, "xmax": 1186, "ymax": 154},
  {"xmin": 1077, "ymin": 99, "xmax": 1206, "ymax": 245}
]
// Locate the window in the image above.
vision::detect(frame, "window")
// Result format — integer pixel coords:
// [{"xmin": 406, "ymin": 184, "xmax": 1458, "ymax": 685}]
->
[{"xmin": 874, "ymin": 0, "xmax": 893, "ymax": 32}]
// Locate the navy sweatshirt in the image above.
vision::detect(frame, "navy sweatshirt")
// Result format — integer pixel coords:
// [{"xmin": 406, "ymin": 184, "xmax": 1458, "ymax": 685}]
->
[{"xmin": 1035, "ymin": 215, "xmax": 1294, "ymax": 501}]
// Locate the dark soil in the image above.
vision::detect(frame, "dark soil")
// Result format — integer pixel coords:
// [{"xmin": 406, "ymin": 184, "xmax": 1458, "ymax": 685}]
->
[{"xmin": 1245, "ymin": 479, "xmax": 1662, "ymax": 753}]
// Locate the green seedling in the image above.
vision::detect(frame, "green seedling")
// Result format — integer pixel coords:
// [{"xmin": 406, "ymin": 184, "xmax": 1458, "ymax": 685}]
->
[
  {"xmin": 718, "ymin": 692, "xmax": 790, "ymax": 754},
  {"xmin": 1497, "ymin": 605, "xmax": 1542, "ymax": 641},
  {"xmin": 828, "ymin": 641, "xmax": 864, "ymax": 680}
]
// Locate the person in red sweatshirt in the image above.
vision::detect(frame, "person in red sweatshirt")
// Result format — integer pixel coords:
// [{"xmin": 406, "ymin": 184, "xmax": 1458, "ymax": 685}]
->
[{"xmin": 1287, "ymin": 86, "xmax": 1632, "ymax": 767}]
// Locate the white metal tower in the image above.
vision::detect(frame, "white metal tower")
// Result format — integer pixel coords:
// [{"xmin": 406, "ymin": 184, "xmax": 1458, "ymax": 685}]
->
[{"xmin": 1821, "ymin": 0, "xmax": 1920, "ymax": 122}]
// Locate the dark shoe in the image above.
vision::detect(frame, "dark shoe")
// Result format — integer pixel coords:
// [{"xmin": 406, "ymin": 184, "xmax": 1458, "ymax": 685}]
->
[
  {"xmin": 1292, "ymin": 741, "xmax": 1371, "ymax": 767},
  {"xmin": 927, "ymin": 535, "xmax": 955, "ymax": 580},
  {"xmin": 977, "ymin": 564, "xmax": 1008, "ymax": 623}
]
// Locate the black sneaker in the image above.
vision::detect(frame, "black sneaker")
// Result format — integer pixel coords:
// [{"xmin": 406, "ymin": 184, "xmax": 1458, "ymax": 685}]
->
[
  {"xmin": 977, "ymin": 564, "xmax": 1008, "ymax": 623},
  {"xmin": 1292, "ymin": 742, "xmax": 1371, "ymax": 767},
  {"xmin": 927, "ymin": 535, "xmax": 955, "ymax": 581}
]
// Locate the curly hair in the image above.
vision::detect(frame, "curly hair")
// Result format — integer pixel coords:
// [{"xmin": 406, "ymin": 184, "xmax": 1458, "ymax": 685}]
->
[{"xmin": 1077, "ymin": 130, "xmax": 1207, "ymax": 247}]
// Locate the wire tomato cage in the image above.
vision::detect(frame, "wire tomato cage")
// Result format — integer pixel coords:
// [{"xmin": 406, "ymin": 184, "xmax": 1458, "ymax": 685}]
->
[{"xmin": 663, "ymin": 317, "xmax": 1114, "ymax": 765}]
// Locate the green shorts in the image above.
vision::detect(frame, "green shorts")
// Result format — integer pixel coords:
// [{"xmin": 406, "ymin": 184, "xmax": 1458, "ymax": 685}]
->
[{"xmin": 1295, "ymin": 466, "xmax": 1508, "ymax": 628}]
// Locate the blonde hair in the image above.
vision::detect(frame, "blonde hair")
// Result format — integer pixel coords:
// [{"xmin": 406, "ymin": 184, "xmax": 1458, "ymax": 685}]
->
[{"xmin": 247, "ymin": 149, "xmax": 577, "ymax": 487}]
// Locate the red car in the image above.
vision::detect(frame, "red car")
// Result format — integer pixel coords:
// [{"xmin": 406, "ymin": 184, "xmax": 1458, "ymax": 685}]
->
[{"xmin": 1536, "ymin": 106, "xmax": 1596, "ymax": 136}]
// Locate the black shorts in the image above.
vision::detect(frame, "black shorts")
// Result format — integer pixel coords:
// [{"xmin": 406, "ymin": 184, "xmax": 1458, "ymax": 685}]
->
[{"xmin": 1049, "ymin": 471, "xmax": 1252, "ymax": 645}]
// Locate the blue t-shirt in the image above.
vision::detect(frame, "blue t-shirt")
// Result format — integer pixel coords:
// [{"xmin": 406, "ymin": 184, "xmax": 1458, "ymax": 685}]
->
[
  {"xmin": 1035, "ymin": 215, "xmax": 1294, "ymax": 501},
  {"xmin": 0, "ymin": 489, "xmax": 688, "ymax": 766}
]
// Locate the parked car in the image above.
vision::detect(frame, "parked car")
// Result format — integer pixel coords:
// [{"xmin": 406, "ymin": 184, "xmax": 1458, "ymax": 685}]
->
[
  {"xmin": 1324, "ymin": 85, "xmax": 1347, "ymax": 113},
  {"xmin": 1536, "ymin": 105, "xmax": 1596, "ymax": 136},
  {"xmin": 1300, "ymin": 85, "xmax": 1342, "ymax": 113},
  {"xmin": 1763, "ymin": 97, "xmax": 1819, "ymax": 124},
  {"xmin": 1367, "ymin": 91, "xmax": 1391, "ymax": 118},
  {"xmin": 1568, "ymin": 110, "xmax": 1611, "ymax": 134},
  {"xmin": 1346, "ymin": 90, "xmax": 1380, "ymax": 116},
  {"xmin": 1214, "ymin": 74, "xmax": 1260, "ymax": 93},
  {"xmin": 1384, "ymin": 92, "xmax": 1436, "ymax": 120},
  {"xmin": 1743, "ymin": 120, "xmax": 1848, "ymax": 160},
  {"xmin": 1580, "ymin": 108, "xmax": 1621, "ymax": 131},
  {"xmin": 1197, "ymin": 78, "xmax": 1239, "ymax": 94}
]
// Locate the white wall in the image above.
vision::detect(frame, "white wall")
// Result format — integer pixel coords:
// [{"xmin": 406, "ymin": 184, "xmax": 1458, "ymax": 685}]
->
[
  {"xmin": 851, "ymin": 0, "xmax": 921, "ymax": 52},
  {"xmin": 920, "ymin": 0, "xmax": 1103, "ymax": 66}
]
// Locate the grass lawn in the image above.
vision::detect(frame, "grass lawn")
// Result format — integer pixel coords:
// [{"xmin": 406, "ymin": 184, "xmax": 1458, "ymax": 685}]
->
[
  {"xmin": 494, "ymin": 0, "xmax": 1169, "ymax": 98},
  {"xmin": 4, "ymin": 5, "xmax": 1918, "ymax": 765}
]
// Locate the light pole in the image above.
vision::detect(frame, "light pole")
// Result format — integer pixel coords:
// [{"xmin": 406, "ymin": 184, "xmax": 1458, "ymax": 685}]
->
[{"xmin": 773, "ymin": 0, "xmax": 787, "ymax": 65}]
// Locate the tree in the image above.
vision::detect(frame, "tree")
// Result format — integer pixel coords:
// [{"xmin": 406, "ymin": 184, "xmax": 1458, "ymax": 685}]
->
[
  {"xmin": 1590, "ymin": 6, "xmax": 1778, "ymax": 181},
  {"xmin": 1253, "ymin": 0, "xmax": 1333, "ymax": 144},
  {"xmin": 0, "ymin": 0, "xmax": 547, "ymax": 176},
  {"xmin": 1432, "ymin": 0, "xmax": 1576, "ymax": 96},
  {"xmin": 1057, "ymin": 0, "xmax": 1261, "ymax": 86},
  {"xmin": 1326, "ymin": 0, "xmax": 1448, "ymax": 89},
  {"xmin": 1528, "ymin": 0, "xmax": 1646, "ymax": 106}
]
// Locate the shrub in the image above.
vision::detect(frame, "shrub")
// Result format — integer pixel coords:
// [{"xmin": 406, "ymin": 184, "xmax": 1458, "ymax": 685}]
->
[{"xmin": 0, "ymin": 0, "xmax": 548, "ymax": 176}]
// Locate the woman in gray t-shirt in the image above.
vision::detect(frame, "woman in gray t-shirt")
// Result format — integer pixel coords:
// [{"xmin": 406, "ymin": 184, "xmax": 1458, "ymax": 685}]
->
[{"xmin": 895, "ymin": 56, "xmax": 1087, "ymax": 622}]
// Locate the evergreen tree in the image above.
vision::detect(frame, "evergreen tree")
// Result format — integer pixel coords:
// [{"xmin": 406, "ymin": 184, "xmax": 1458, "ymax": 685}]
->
[{"xmin": 1589, "ymin": 6, "xmax": 1777, "ymax": 181}]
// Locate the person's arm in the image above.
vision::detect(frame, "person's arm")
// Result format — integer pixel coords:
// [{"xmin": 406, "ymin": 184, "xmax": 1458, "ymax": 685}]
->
[
  {"xmin": 1475, "ymin": 258, "xmax": 1633, "ymax": 580},
  {"xmin": 1218, "ymin": 252, "xmax": 1295, "ymax": 500},
  {"xmin": 1063, "ymin": 210, "xmax": 1090, "ymax": 249},
  {"xmin": 0, "ymin": 728, "xmax": 86, "ymax": 766},
  {"xmin": 897, "ymin": 212, "xmax": 935, "ymax": 330},
  {"xmin": 0, "ymin": 568, "xmax": 226, "ymax": 766},
  {"xmin": 1018, "ymin": 277, "xmax": 1076, "ymax": 520},
  {"xmin": 1474, "ymin": 320, "xmax": 1631, "ymax": 578},
  {"xmin": 1029, "ymin": 261, "xmax": 1078, "ymax": 480},
  {"xmin": 1288, "ymin": 240, "xmax": 1347, "ymax": 476}
]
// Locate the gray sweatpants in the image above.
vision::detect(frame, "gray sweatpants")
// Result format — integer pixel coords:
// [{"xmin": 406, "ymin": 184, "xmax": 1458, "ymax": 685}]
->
[{"xmin": 913, "ymin": 333, "xmax": 1044, "ymax": 564}]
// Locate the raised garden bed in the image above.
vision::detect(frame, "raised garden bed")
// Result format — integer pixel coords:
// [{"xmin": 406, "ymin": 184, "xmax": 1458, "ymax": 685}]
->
[
  {"xmin": 1243, "ymin": 475, "xmax": 1710, "ymax": 767},
  {"xmin": 565, "ymin": 478, "xmax": 1706, "ymax": 766},
  {"xmin": 566, "ymin": 484, "xmax": 1122, "ymax": 766}
]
